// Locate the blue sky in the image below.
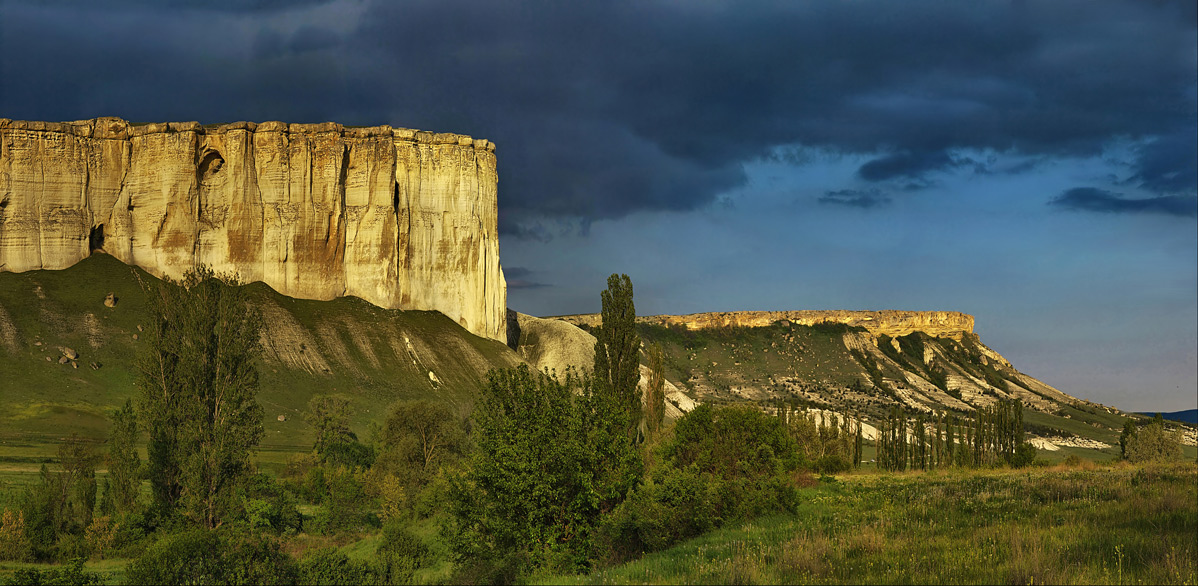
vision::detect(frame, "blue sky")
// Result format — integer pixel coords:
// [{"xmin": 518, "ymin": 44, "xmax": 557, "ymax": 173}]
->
[{"xmin": 1, "ymin": 0, "xmax": 1194, "ymax": 411}]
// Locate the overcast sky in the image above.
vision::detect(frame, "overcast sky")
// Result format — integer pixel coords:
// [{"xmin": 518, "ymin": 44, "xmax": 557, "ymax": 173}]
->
[{"xmin": 2, "ymin": 0, "xmax": 1195, "ymax": 411}]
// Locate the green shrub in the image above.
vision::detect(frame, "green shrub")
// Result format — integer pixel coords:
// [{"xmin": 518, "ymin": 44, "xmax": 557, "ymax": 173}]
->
[
  {"xmin": 125, "ymin": 528, "xmax": 297, "ymax": 585},
  {"xmin": 221, "ymin": 533, "xmax": 299, "ymax": 586},
  {"xmin": 813, "ymin": 454, "xmax": 851, "ymax": 474},
  {"xmin": 1012, "ymin": 442, "xmax": 1037, "ymax": 468},
  {"xmin": 108, "ymin": 510, "xmax": 153, "ymax": 559},
  {"xmin": 1126, "ymin": 417, "xmax": 1183, "ymax": 463},
  {"xmin": 54, "ymin": 534, "xmax": 89, "ymax": 563},
  {"xmin": 7, "ymin": 559, "xmax": 103, "ymax": 586},
  {"xmin": 321, "ymin": 440, "xmax": 376, "ymax": 471},
  {"xmin": 238, "ymin": 474, "xmax": 302, "ymax": 535},
  {"xmin": 297, "ymin": 547, "xmax": 377, "ymax": 585},
  {"xmin": 375, "ymin": 521, "xmax": 430, "ymax": 585},
  {"xmin": 448, "ymin": 366, "xmax": 614, "ymax": 578},
  {"xmin": 592, "ymin": 463, "xmax": 720, "ymax": 565},
  {"xmin": 313, "ymin": 467, "xmax": 378, "ymax": 535},
  {"xmin": 125, "ymin": 529, "xmax": 223, "ymax": 584},
  {"xmin": 0, "ymin": 509, "xmax": 33, "ymax": 562},
  {"xmin": 592, "ymin": 405, "xmax": 802, "ymax": 566}
]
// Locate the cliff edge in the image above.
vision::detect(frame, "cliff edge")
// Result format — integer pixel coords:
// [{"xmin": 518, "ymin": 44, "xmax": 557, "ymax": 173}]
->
[
  {"xmin": 0, "ymin": 117, "xmax": 505, "ymax": 342},
  {"xmin": 553, "ymin": 310, "xmax": 974, "ymax": 339}
]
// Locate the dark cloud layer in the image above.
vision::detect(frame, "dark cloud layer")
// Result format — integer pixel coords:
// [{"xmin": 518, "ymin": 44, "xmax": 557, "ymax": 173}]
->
[
  {"xmin": 1050, "ymin": 187, "xmax": 1198, "ymax": 217},
  {"xmin": 1, "ymin": 0, "xmax": 1194, "ymax": 235},
  {"xmin": 857, "ymin": 150, "xmax": 963, "ymax": 182},
  {"xmin": 503, "ymin": 267, "xmax": 551, "ymax": 290},
  {"xmin": 818, "ymin": 189, "xmax": 891, "ymax": 209}
]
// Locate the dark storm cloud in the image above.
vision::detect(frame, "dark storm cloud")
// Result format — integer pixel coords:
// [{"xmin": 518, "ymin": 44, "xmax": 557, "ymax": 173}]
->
[
  {"xmin": 503, "ymin": 267, "xmax": 551, "ymax": 290},
  {"xmin": 818, "ymin": 189, "xmax": 891, "ymax": 209},
  {"xmin": 1130, "ymin": 125, "xmax": 1198, "ymax": 195},
  {"xmin": 2, "ymin": 0, "xmax": 1194, "ymax": 236},
  {"xmin": 1050, "ymin": 188, "xmax": 1198, "ymax": 218},
  {"xmin": 857, "ymin": 151, "xmax": 963, "ymax": 182}
]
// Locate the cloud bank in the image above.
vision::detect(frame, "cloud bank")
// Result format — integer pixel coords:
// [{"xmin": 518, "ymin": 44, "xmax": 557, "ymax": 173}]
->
[{"xmin": 1, "ymin": 0, "xmax": 1194, "ymax": 234}]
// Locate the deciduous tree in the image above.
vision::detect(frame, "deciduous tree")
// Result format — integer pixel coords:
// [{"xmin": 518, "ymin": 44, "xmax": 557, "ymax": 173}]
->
[
  {"xmin": 645, "ymin": 343, "xmax": 667, "ymax": 436},
  {"xmin": 107, "ymin": 399, "xmax": 141, "ymax": 514},
  {"xmin": 138, "ymin": 267, "xmax": 264, "ymax": 528}
]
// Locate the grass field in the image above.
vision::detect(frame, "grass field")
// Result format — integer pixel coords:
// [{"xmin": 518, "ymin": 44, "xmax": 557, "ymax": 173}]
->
[
  {"xmin": 4, "ymin": 461, "xmax": 1193, "ymax": 585},
  {"xmin": 543, "ymin": 462, "xmax": 1198, "ymax": 585}
]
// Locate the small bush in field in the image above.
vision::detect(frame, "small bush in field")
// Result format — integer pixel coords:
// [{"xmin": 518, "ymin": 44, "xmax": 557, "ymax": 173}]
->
[
  {"xmin": 0, "ymin": 509, "xmax": 33, "ymax": 562},
  {"xmin": 593, "ymin": 404, "xmax": 801, "ymax": 565},
  {"xmin": 376, "ymin": 521, "xmax": 431, "ymax": 585},
  {"xmin": 297, "ymin": 547, "xmax": 378, "ymax": 585},
  {"xmin": 125, "ymin": 528, "xmax": 297, "ymax": 585},
  {"xmin": 1126, "ymin": 417, "xmax": 1183, "ymax": 463},
  {"xmin": 813, "ymin": 454, "xmax": 851, "ymax": 474},
  {"xmin": 8, "ymin": 559, "xmax": 103, "ymax": 586}
]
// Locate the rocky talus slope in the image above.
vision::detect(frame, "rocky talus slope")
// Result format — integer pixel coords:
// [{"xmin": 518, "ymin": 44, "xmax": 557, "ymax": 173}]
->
[{"xmin": 0, "ymin": 117, "xmax": 505, "ymax": 341}]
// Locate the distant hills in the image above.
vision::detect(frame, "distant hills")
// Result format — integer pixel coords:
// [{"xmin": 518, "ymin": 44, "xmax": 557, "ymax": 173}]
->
[
  {"xmin": 512, "ymin": 312, "xmax": 1198, "ymax": 460},
  {"xmin": 1139, "ymin": 410, "xmax": 1198, "ymax": 424}
]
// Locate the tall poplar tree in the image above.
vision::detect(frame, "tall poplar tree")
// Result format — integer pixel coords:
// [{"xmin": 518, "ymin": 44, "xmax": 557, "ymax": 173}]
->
[
  {"xmin": 138, "ymin": 267, "xmax": 264, "ymax": 527},
  {"xmin": 645, "ymin": 343, "xmax": 667, "ymax": 436},
  {"xmin": 107, "ymin": 399, "xmax": 141, "ymax": 513},
  {"xmin": 594, "ymin": 273, "xmax": 642, "ymax": 438},
  {"xmin": 590, "ymin": 274, "xmax": 643, "ymax": 510}
]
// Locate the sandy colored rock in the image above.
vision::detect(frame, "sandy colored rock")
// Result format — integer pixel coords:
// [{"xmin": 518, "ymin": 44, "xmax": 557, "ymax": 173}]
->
[
  {"xmin": 555, "ymin": 310, "xmax": 975, "ymax": 339},
  {"xmin": 0, "ymin": 117, "xmax": 506, "ymax": 342},
  {"xmin": 104, "ymin": 292, "xmax": 117, "ymax": 307},
  {"xmin": 59, "ymin": 346, "xmax": 78, "ymax": 360},
  {"xmin": 510, "ymin": 311, "xmax": 697, "ymax": 419}
]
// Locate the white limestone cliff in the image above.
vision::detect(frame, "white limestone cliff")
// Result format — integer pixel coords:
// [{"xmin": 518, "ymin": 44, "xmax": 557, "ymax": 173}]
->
[{"xmin": 0, "ymin": 117, "xmax": 506, "ymax": 342}]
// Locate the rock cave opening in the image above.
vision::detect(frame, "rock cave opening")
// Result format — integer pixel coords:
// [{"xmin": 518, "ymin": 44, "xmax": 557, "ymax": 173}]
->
[
  {"xmin": 198, "ymin": 150, "xmax": 225, "ymax": 182},
  {"xmin": 89, "ymin": 224, "xmax": 105, "ymax": 253}
]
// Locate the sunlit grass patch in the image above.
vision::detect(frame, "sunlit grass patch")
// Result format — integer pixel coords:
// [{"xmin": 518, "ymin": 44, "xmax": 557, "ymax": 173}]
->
[{"xmin": 542, "ymin": 462, "xmax": 1198, "ymax": 585}]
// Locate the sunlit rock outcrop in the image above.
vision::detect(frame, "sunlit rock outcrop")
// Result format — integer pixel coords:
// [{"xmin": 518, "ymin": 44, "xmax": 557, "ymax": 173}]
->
[
  {"xmin": 0, "ymin": 117, "xmax": 506, "ymax": 342},
  {"xmin": 555, "ymin": 310, "xmax": 975, "ymax": 339}
]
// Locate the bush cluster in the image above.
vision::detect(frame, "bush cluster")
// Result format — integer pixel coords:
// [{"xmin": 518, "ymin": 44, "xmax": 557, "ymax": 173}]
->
[{"xmin": 592, "ymin": 404, "xmax": 803, "ymax": 565}]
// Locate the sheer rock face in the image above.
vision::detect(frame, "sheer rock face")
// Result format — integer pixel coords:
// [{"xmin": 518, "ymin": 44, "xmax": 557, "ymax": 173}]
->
[
  {"xmin": 554, "ymin": 310, "xmax": 975, "ymax": 339},
  {"xmin": 0, "ymin": 117, "xmax": 506, "ymax": 342}
]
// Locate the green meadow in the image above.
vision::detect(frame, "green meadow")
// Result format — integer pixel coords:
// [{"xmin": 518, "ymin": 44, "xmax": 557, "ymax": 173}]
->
[{"xmin": 545, "ymin": 462, "xmax": 1198, "ymax": 585}]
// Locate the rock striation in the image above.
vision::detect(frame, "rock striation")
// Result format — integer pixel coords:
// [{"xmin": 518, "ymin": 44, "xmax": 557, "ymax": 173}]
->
[
  {"xmin": 0, "ymin": 117, "xmax": 505, "ymax": 341},
  {"xmin": 553, "ymin": 310, "xmax": 974, "ymax": 339}
]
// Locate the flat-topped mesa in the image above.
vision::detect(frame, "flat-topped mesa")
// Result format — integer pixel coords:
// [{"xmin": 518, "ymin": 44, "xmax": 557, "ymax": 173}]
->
[
  {"xmin": 0, "ymin": 117, "xmax": 506, "ymax": 342},
  {"xmin": 553, "ymin": 310, "xmax": 975, "ymax": 339}
]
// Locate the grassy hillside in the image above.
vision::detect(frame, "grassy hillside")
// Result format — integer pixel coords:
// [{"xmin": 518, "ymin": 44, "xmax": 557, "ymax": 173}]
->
[
  {"xmin": 0, "ymin": 254, "xmax": 523, "ymax": 453},
  {"xmin": 540, "ymin": 462, "xmax": 1198, "ymax": 585},
  {"xmin": 536, "ymin": 319, "xmax": 1195, "ymax": 461}
]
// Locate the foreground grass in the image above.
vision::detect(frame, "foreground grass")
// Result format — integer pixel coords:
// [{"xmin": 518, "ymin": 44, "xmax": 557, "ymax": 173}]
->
[{"xmin": 546, "ymin": 462, "xmax": 1198, "ymax": 585}]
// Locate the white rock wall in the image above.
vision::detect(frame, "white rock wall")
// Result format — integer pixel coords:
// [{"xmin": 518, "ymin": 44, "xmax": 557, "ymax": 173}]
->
[{"xmin": 0, "ymin": 117, "xmax": 506, "ymax": 342}]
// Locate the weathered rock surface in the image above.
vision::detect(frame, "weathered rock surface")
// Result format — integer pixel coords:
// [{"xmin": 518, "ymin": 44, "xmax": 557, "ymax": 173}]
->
[
  {"xmin": 554, "ymin": 310, "xmax": 974, "ymax": 339},
  {"xmin": 509, "ymin": 311, "xmax": 696, "ymax": 419},
  {"xmin": 0, "ymin": 117, "xmax": 506, "ymax": 342}
]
